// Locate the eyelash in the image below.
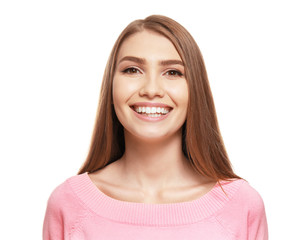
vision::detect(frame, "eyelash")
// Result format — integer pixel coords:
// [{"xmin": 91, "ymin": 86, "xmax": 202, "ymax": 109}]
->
[
  {"xmin": 122, "ymin": 67, "xmax": 141, "ymax": 74},
  {"xmin": 121, "ymin": 67, "xmax": 183, "ymax": 77},
  {"xmin": 165, "ymin": 70, "xmax": 183, "ymax": 77}
]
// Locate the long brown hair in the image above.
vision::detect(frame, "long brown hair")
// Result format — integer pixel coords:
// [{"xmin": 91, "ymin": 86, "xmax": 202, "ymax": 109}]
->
[{"xmin": 78, "ymin": 15, "xmax": 240, "ymax": 181}]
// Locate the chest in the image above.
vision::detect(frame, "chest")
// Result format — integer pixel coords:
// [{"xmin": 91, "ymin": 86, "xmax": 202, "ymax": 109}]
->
[{"xmin": 70, "ymin": 215, "xmax": 237, "ymax": 240}]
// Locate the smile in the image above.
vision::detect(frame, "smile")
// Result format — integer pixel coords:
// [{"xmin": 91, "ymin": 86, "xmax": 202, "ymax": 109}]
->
[
  {"xmin": 130, "ymin": 103, "xmax": 173, "ymax": 120},
  {"xmin": 134, "ymin": 106, "xmax": 170, "ymax": 117}
]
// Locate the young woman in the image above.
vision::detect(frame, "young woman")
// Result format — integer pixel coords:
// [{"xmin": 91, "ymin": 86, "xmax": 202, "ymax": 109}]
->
[{"xmin": 43, "ymin": 15, "xmax": 268, "ymax": 239}]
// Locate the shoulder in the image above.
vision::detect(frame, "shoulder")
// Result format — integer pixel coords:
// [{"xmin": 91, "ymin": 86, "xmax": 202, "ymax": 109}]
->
[
  {"xmin": 45, "ymin": 173, "xmax": 90, "ymax": 220},
  {"xmin": 43, "ymin": 174, "xmax": 90, "ymax": 239},
  {"xmin": 215, "ymin": 179, "xmax": 268, "ymax": 239},
  {"xmin": 218, "ymin": 179, "xmax": 266, "ymax": 214},
  {"xmin": 230, "ymin": 179, "xmax": 265, "ymax": 214},
  {"xmin": 47, "ymin": 175, "xmax": 81, "ymax": 206}
]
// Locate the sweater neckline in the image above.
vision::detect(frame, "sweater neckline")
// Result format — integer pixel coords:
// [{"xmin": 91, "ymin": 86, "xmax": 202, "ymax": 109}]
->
[{"xmin": 68, "ymin": 172, "xmax": 244, "ymax": 226}]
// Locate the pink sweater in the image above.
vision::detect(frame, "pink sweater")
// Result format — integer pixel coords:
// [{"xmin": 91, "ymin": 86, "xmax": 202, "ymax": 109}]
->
[{"xmin": 43, "ymin": 173, "xmax": 268, "ymax": 239}]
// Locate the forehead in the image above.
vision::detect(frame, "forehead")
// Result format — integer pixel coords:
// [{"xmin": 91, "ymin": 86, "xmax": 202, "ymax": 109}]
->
[{"xmin": 117, "ymin": 30, "xmax": 182, "ymax": 62}]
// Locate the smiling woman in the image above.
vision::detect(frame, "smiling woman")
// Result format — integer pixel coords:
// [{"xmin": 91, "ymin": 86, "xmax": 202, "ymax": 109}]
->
[{"xmin": 43, "ymin": 15, "xmax": 268, "ymax": 240}]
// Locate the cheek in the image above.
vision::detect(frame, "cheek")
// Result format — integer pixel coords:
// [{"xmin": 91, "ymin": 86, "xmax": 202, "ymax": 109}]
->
[
  {"xmin": 112, "ymin": 77, "xmax": 129, "ymax": 106},
  {"xmin": 112, "ymin": 77, "xmax": 139, "ymax": 104},
  {"xmin": 112, "ymin": 79, "xmax": 127, "ymax": 127},
  {"xmin": 166, "ymin": 81, "xmax": 189, "ymax": 107},
  {"xmin": 112, "ymin": 79, "xmax": 122, "ymax": 106},
  {"xmin": 112, "ymin": 77, "xmax": 140, "ymax": 119}
]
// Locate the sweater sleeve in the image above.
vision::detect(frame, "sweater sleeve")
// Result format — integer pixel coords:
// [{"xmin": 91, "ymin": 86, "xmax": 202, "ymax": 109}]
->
[
  {"xmin": 43, "ymin": 179, "xmax": 87, "ymax": 240},
  {"xmin": 43, "ymin": 183, "xmax": 65, "ymax": 240},
  {"xmin": 247, "ymin": 186, "xmax": 268, "ymax": 240},
  {"xmin": 216, "ymin": 181, "xmax": 268, "ymax": 240}
]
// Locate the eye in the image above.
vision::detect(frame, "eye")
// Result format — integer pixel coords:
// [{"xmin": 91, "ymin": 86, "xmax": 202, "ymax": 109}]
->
[
  {"xmin": 165, "ymin": 70, "xmax": 183, "ymax": 77},
  {"xmin": 122, "ymin": 67, "xmax": 141, "ymax": 74}
]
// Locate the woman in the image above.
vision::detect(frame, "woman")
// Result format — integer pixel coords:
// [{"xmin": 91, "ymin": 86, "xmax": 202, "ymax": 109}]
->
[{"xmin": 43, "ymin": 15, "xmax": 268, "ymax": 239}]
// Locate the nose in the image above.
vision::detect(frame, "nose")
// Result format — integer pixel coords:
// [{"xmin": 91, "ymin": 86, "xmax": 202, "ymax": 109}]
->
[{"xmin": 139, "ymin": 73, "xmax": 165, "ymax": 99}]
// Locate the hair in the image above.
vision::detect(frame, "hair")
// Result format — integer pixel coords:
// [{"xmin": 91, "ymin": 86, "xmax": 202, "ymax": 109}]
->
[{"xmin": 78, "ymin": 15, "xmax": 240, "ymax": 181}]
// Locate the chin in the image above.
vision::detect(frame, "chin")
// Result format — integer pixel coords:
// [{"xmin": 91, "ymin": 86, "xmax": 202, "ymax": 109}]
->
[{"xmin": 125, "ymin": 128, "xmax": 182, "ymax": 143}]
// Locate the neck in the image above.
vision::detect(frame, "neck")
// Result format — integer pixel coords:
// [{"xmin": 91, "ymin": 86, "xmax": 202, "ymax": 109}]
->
[{"xmin": 118, "ymin": 129, "xmax": 200, "ymax": 193}]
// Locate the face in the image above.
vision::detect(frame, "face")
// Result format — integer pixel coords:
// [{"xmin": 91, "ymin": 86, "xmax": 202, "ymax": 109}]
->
[{"xmin": 112, "ymin": 30, "xmax": 188, "ymax": 141}]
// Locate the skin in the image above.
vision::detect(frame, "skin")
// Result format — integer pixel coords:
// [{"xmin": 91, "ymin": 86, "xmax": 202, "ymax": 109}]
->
[{"xmin": 89, "ymin": 30, "xmax": 216, "ymax": 204}]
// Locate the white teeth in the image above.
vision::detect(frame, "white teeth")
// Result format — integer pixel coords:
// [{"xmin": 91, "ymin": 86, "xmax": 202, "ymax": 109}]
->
[
  {"xmin": 133, "ymin": 106, "xmax": 170, "ymax": 116},
  {"xmin": 148, "ymin": 114, "xmax": 162, "ymax": 117}
]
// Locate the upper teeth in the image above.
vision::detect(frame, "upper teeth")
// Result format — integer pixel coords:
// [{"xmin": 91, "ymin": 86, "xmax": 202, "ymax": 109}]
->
[{"xmin": 134, "ymin": 106, "xmax": 170, "ymax": 114}]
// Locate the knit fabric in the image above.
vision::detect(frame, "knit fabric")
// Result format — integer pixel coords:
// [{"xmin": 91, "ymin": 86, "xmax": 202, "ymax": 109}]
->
[{"xmin": 43, "ymin": 173, "xmax": 268, "ymax": 239}]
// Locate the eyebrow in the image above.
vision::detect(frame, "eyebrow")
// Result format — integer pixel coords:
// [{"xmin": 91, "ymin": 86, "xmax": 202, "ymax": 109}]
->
[{"xmin": 118, "ymin": 56, "xmax": 184, "ymax": 67}]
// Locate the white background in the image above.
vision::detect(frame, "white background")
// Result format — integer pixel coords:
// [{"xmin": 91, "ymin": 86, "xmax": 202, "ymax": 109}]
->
[{"xmin": 0, "ymin": 0, "xmax": 299, "ymax": 239}]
